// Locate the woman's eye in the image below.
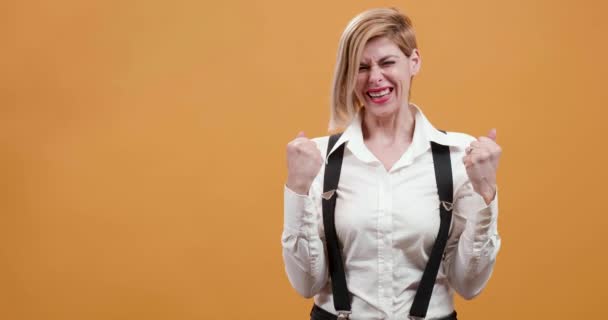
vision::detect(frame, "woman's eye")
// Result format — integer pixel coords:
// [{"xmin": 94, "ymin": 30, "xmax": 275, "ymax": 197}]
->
[
  {"xmin": 382, "ymin": 61, "xmax": 395, "ymax": 66},
  {"xmin": 359, "ymin": 65, "xmax": 369, "ymax": 71}
]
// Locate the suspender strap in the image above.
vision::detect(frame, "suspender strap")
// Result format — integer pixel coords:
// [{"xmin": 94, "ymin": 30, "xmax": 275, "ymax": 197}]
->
[
  {"xmin": 322, "ymin": 133, "xmax": 351, "ymax": 315},
  {"xmin": 321, "ymin": 134, "xmax": 454, "ymax": 319},
  {"xmin": 409, "ymin": 142, "xmax": 454, "ymax": 319}
]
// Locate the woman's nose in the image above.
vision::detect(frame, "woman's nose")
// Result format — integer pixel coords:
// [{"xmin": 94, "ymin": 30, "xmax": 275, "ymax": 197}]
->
[{"xmin": 368, "ymin": 66, "xmax": 384, "ymax": 84}]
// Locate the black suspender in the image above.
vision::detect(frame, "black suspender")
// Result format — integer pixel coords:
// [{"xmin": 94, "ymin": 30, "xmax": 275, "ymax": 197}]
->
[
  {"xmin": 322, "ymin": 133, "xmax": 350, "ymax": 319},
  {"xmin": 410, "ymin": 142, "xmax": 454, "ymax": 319},
  {"xmin": 322, "ymin": 134, "xmax": 454, "ymax": 320}
]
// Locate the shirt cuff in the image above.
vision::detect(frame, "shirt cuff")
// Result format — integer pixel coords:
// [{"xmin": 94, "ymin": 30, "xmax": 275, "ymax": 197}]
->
[
  {"xmin": 467, "ymin": 193, "xmax": 499, "ymax": 241},
  {"xmin": 284, "ymin": 184, "xmax": 318, "ymax": 234}
]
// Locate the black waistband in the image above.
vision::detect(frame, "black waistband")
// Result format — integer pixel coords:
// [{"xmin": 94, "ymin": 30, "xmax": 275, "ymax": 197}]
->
[{"xmin": 310, "ymin": 304, "xmax": 457, "ymax": 320}]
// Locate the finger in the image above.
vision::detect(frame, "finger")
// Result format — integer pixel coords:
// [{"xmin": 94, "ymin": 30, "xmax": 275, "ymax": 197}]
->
[
  {"xmin": 462, "ymin": 155, "xmax": 469, "ymax": 165},
  {"xmin": 463, "ymin": 155, "xmax": 476, "ymax": 168},
  {"xmin": 470, "ymin": 148, "xmax": 491, "ymax": 159},
  {"xmin": 487, "ymin": 128, "xmax": 497, "ymax": 141},
  {"xmin": 470, "ymin": 141, "xmax": 483, "ymax": 148},
  {"xmin": 478, "ymin": 136, "xmax": 494, "ymax": 144},
  {"xmin": 297, "ymin": 131, "xmax": 306, "ymax": 138}
]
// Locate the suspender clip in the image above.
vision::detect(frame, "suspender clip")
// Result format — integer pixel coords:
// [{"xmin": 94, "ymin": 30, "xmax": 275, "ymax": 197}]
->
[
  {"xmin": 441, "ymin": 201, "xmax": 453, "ymax": 212},
  {"xmin": 408, "ymin": 316, "xmax": 425, "ymax": 320},
  {"xmin": 321, "ymin": 189, "xmax": 336, "ymax": 200},
  {"xmin": 337, "ymin": 311, "xmax": 351, "ymax": 319}
]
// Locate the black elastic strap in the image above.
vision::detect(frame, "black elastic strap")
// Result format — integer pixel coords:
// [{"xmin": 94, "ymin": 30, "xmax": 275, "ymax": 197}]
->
[
  {"xmin": 311, "ymin": 304, "xmax": 340, "ymax": 320},
  {"xmin": 410, "ymin": 142, "xmax": 454, "ymax": 318},
  {"xmin": 321, "ymin": 133, "xmax": 454, "ymax": 319},
  {"xmin": 322, "ymin": 133, "xmax": 350, "ymax": 313}
]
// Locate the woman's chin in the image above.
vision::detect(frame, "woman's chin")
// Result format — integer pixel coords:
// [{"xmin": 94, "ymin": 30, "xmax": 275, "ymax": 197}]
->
[{"xmin": 364, "ymin": 102, "xmax": 399, "ymax": 118}]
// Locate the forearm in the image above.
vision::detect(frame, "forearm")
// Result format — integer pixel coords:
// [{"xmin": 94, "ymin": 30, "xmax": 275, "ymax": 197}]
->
[
  {"xmin": 282, "ymin": 185, "xmax": 328, "ymax": 298},
  {"xmin": 448, "ymin": 191, "xmax": 501, "ymax": 299}
]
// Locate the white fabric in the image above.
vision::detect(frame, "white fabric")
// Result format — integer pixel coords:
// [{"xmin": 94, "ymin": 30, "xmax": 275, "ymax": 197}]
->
[{"xmin": 282, "ymin": 105, "xmax": 501, "ymax": 320}]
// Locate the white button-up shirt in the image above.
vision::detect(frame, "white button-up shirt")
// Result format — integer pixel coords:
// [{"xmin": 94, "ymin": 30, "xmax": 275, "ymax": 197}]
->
[{"xmin": 282, "ymin": 105, "xmax": 501, "ymax": 320}]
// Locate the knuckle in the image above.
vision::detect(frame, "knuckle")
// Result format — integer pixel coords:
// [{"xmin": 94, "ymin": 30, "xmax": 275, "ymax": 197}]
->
[
  {"xmin": 292, "ymin": 143, "xmax": 303, "ymax": 151},
  {"xmin": 286, "ymin": 143, "xmax": 296, "ymax": 152}
]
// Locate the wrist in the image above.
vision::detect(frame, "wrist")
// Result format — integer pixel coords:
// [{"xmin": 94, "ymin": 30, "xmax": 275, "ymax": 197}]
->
[{"xmin": 286, "ymin": 177, "xmax": 312, "ymax": 196}]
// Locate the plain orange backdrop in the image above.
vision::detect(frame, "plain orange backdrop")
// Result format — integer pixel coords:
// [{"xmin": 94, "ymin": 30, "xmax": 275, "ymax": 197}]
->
[{"xmin": 2, "ymin": 0, "xmax": 608, "ymax": 319}]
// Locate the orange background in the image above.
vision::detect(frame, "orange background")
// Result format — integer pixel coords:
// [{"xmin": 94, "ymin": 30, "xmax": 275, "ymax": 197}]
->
[{"xmin": 2, "ymin": 0, "xmax": 607, "ymax": 319}]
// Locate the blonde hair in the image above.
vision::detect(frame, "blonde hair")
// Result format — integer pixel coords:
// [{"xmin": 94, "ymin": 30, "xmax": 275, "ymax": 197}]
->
[{"xmin": 329, "ymin": 8, "xmax": 418, "ymax": 131}]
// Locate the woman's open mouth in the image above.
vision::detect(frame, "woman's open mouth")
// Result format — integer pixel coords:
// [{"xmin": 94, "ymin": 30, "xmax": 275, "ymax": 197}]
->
[{"xmin": 366, "ymin": 87, "xmax": 393, "ymax": 104}]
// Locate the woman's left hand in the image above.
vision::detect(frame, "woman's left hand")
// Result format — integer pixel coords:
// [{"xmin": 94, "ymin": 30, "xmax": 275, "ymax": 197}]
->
[{"xmin": 463, "ymin": 129, "xmax": 502, "ymax": 205}]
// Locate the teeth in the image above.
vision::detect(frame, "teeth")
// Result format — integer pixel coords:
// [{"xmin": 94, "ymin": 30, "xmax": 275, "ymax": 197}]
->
[{"xmin": 368, "ymin": 88, "xmax": 390, "ymax": 98}]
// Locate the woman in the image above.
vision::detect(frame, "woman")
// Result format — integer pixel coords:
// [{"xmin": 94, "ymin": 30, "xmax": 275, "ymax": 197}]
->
[{"xmin": 282, "ymin": 8, "xmax": 501, "ymax": 320}]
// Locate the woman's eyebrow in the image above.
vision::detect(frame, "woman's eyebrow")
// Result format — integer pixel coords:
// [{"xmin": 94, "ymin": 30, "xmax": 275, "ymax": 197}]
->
[
  {"xmin": 360, "ymin": 55, "xmax": 399, "ymax": 65},
  {"xmin": 378, "ymin": 55, "xmax": 399, "ymax": 62}
]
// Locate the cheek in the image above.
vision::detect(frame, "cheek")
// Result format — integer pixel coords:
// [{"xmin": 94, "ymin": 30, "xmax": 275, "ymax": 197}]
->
[
  {"xmin": 396, "ymin": 80, "xmax": 410, "ymax": 98},
  {"xmin": 388, "ymin": 71, "xmax": 410, "ymax": 95},
  {"xmin": 389, "ymin": 68, "xmax": 409, "ymax": 82},
  {"xmin": 385, "ymin": 74, "xmax": 403, "ymax": 92},
  {"xmin": 356, "ymin": 74, "xmax": 367, "ymax": 91},
  {"xmin": 355, "ymin": 75, "xmax": 367, "ymax": 98}
]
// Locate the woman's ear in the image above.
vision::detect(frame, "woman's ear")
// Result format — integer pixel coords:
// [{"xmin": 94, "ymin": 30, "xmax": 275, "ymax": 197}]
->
[{"xmin": 409, "ymin": 48, "xmax": 421, "ymax": 75}]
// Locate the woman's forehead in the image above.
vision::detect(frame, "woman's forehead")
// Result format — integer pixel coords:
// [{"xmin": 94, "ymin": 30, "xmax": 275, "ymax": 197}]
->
[{"xmin": 360, "ymin": 38, "xmax": 404, "ymax": 62}]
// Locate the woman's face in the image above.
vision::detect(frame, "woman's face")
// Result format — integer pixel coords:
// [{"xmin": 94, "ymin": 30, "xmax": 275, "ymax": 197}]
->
[{"xmin": 355, "ymin": 36, "xmax": 420, "ymax": 118}]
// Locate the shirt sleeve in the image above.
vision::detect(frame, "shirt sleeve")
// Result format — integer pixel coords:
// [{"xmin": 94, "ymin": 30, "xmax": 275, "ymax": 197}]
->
[
  {"xmin": 281, "ymin": 170, "xmax": 329, "ymax": 298},
  {"xmin": 443, "ymin": 180, "xmax": 501, "ymax": 300}
]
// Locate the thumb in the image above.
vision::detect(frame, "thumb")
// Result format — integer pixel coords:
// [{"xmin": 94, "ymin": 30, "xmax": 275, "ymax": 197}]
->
[
  {"xmin": 486, "ymin": 128, "xmax": 497, "ymax": 141},
  {"xmin": 296, "ymin": 131, "xmax": 306, "ymax": 138}
]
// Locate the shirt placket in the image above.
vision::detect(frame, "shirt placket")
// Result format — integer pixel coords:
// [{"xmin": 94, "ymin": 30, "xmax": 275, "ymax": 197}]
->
[{"xmin": 377, "ymin": 169, "xmax": 394, "ymax": 317}]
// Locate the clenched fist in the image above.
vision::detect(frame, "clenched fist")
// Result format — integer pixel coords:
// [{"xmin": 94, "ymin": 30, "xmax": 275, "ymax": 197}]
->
[
  {"xmin": 463, "ymin": 129, "xmax": 502, "ymax": 205},
  {"xmin": 286, "ymin": 131, "xmax": 324, "ymax": 195}
]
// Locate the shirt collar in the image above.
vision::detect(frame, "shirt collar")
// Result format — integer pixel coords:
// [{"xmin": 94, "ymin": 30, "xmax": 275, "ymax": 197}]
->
[{"xmin": 326, "ymin": 103, "xmax": 460, "ymax": 164}]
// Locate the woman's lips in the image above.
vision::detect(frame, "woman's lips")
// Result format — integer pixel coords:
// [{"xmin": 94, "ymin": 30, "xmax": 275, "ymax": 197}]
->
[{"xmin": 366, "ymin": 87, "xmax": 393, "ymax": 105}]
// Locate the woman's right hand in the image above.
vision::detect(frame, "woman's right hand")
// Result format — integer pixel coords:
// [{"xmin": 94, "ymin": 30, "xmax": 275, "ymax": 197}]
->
[{"xmin": 286, "ymin": 132, "xmax": 323, "ymax": 195}]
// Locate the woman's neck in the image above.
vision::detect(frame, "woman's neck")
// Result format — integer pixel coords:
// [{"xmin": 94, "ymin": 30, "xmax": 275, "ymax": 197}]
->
[{"xmin": 361, "ymin": 104, "xmax": 415, "ymax": 146}]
